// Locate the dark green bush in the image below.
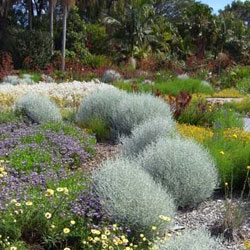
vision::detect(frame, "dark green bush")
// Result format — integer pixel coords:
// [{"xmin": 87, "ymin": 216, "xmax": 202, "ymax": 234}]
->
[
  {"xmin": 15, "ymin": 30, "xmax": 53, "ymax": 69},
  {"xmin": 85, "ymin": 24, "xmax": 108, "ymax": 55},
  {"xmin": 66, "ymin": 6, "xmax": 89, "ymax": 58}
]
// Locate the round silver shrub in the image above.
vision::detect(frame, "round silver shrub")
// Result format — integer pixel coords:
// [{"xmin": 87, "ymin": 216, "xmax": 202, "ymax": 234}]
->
[
  {"xmin": 120, "ymin": 116, "xmax": 177, "ymax": 158},
  {"xmin": 102, "ymin": 69, "xmax": 122, "ymax": 83},
  {"xmin": 2, "ymin": 75, "xmax": 19, "ymax": 85},
  {"xmin": 15, "ymin": 94, "xmax": 62, "ymax": 123},
  {"xmin": 93, "ymin": 158, "xmax": 176, "ymax": 236},
  {"xmin": 156, "ymin": 228, "xmax": 222, "ymax": 250},
  {"xmin": 138, "ymin": 137, "xmax": 218, "ymax": 207},
  {"xmin": 112, "ymin": 93, "xmax": 173, "ymax": 136},
  {"xmin": 76, "ymin": 87, "xmax": 128, "ymax": 127}
]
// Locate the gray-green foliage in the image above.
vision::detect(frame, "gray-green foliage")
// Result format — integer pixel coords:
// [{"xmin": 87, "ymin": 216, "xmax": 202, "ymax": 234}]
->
[
  {"xmin": 15, "ymin": 94, "xmax": 62, "ymax": 123},
  {"xmin": 112, "ymin": 93, "xmax": 173, "ymax": 136},
  {"xmin": 102, "ymin": 70, "xmax": 122, "ymax": 83},
  {"xmin": 2, "ymin": 75, "xmax": 19, "ymax": 85},
  {"xmin": 93, "ymin": 158, "xmax": 176, "ymax": 236},
  {"xmin": 138, "ymin": 137, "xmax": 218, "ymax": 207},
  {"xmin": 120, "ymin": 116, "xmax": 177, "ymax": 158},
  {"xmin": 2, "ymin": 74, "xmax": 35, "ymax": 85},
  {"xmin": 76, "ymin": 87, "xmax": 128, "ymax": 127},
  {"xmin": 156, "ymin": 228, "xmax": 222, "ymax": 250},
  {"xmin": 236, "ymin": 77, "xmax": 250, "ymax": 94}
]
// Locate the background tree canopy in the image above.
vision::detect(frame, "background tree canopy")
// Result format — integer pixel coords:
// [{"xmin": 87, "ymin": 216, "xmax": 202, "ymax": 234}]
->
[{"xmin": 0, "ymin": 0, "xmax": 249, "ymax": 69}]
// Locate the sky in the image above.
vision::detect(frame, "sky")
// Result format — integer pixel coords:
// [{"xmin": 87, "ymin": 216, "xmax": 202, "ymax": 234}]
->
[{"xmin": 199, "ymin": 0, "xmax": 245, "ymax": 13}]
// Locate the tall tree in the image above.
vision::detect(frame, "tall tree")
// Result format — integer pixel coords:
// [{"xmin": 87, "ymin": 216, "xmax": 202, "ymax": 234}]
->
[
  {"xmin": 61, "ymin": 0, "xmax": 75, "ymax": 71},
  {"xmin": 50, "ymin": 0, "xmax": 57, "ymax": 55},
  {"xmin": 28, "ymin": 0, "xmax": 33, "ymax": 30},
  {"xmin": 0, "ymin": 0, "xmax": 16, "ymax": 49}
]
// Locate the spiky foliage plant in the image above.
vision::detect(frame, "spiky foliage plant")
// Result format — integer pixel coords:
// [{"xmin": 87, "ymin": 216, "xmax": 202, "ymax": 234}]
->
[
  {"xmin": 15, "ymin": 94, "xmax": 62, "ymax": 123},
  {"xmin": 156, "ymin": 228, "xmax": 223, "ymax": 250},
  {"xmin": 138, "ymin": 137, "xmax": 219, "ymax": 207},
  {"xmin": 93, "ymin": 158, "xmax": 176, "ymax": 236},
  {"xmin": 120, "ymin": 116, "xmax": 177, "ymax": 158}
]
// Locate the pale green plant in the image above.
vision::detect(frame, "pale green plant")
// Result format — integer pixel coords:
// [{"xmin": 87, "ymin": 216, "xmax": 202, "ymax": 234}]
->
[
  {"xmin": 15, "ymin": 94, "xmax": 62, "ymax": 123},
  {"xmin": 138, "ymin": 137, "xmax": 219, "ymax": 207},
  {"xmin": 120, "ymin": 116, "xmax": 177, "ymax": 158},
  {"xmin": 93, "ymin": 158, "xmax": 176, "ymax": 236}
]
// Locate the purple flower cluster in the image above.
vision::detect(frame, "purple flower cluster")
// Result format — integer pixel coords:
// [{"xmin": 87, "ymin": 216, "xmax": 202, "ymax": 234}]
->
[
  {"xmin": 0, "ymin": 122, "xmax": 89, "ymax": 169},
  {"xmin": 0, "ymin": 121, "xmax": 92, "ymax": 210},
  {"xmin": 70, "ymin": 190, "xmax": 106, "ymax": 222}
]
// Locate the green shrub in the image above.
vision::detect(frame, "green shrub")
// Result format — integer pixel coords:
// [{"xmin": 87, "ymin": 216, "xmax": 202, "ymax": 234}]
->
[
  {"xmin": 234, "ymin": 97, "xmax": 250, "ymax": 115},
  {"xmin": 220, "ymin": 66, "xmax": 250, "ymax": 89},
  {"xmin": 15, "ymin": 30, "xmax": 53, "ymax": 69},
  {"xmin": 88, "ymin": 117, "xmax": 110, "ymax": 142},
  {"xmin": 93, "ymin": 158, "xmax": 176, "ymax": 236},
  {"xmin": 236, "ymin": 77, "xmax": 250, "ymax": 94},
  {"xmin": 81, "ymin": 55, "xmax": 111, "ymax": 69},
  {"xmin": 65, "ymin": 6, "xmax": 89, "ymax": 58},
  {"xmin": 0, "ymin": 110, "xmax": 19, "ymax": 124},
  {"xmin": 156, "ymin": 228, "xmax": 222, "ymax": 250},
  {"xmin": 112, "ymin": 93, "xmax": 173, "ymax": 136},
  {"xmin": 138, "ymin": 137, "xmax": 218, "ymax": 207},
  {"xmin": 178, "ymin": 100, "xmax": 244, "ymax": 129},
  {"xmin": 155, "ymin": 78, "xmax": 214, "ymax": 96},
  {"xmin": 115, "ymin": 78, "xmax": 214, "ymax": 95},
  {"xmin": 86, "ymin": 24, "xmax": 108, "ymax": 55},
  {"xmin": 15, "ymin": 94, "xmax": 62, "ymax": 124},
  {"xmin": 121, "ymin": 116, "xmax": 177, "ymax": 158},
  {"xmin": 204, "ymin": 133, "xmax": 250, "ymax": 189}
]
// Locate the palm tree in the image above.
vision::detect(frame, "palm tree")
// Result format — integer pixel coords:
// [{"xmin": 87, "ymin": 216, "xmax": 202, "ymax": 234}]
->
[
  {"xmin": 50, "ymin": 0, "xmax": 57, "ymax": 55},
  {"xmin": 61, "ymin": 0, "xmax": 75, "ymax": 71}
]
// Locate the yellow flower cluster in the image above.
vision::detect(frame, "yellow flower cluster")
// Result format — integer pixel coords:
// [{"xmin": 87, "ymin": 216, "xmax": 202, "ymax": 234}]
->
[
  {"xmin": 45, "ymin": 187, "xmax": 69, "ymax": 197},
  {"xmin": 177, "ymin": 124, "xmax": 250, "ymax": 144},
  {"xmin": 84, "ymin": 225, "xmax": 140, "ymax": 249},
  {"xmin": 212, "ymin": 88, "xmax": 243, "ymax": 98},
  {"xmin": 177, "ymin": 124, "xmax": 213, "ymax": 143},
  {"xmin": 0, "ymin": 160, "xmax": 8, "ymax": 178}
]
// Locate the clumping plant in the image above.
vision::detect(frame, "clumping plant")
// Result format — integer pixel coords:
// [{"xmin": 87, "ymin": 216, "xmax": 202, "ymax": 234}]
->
[
  {"xmin": 156, "ymin": 228, "xmax": 223, "ymax": 250},
  {"xmin": 138, "ymin": 137, "xmax": 219, "ymax": 207},
  {"xmin": 203, "ymin": 132, "xmax": 250, "ymax": 189},
  {"xmin": 76, "ymin": 88, "xmax": 128, "ymax": 136},
  {"xmin": 120, "ymin": 116, "xmax": 177, "ymax": 158},
  {"xmin": 112, "ymin": 93, "xmax": 173, "ymax": 136},
  {"xmin": 93, "ymin": 158, "xmax": 176, "ymax": 236},
  {"xmin": 236, "ymin": 77, "xmax": 250, "ymax": 94},
  {"xmin": 15, "ymin": 94, "xmax": 62, "ymax": 123}
]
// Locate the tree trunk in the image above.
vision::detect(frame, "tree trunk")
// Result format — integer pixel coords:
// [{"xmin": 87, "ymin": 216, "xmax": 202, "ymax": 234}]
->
[
  {"xmin": 0, "ymin": 16, "xmax": 7, "ymax": 50},
  {"xmin": 50, "ymin": 0, "xmax": 54, "ymax": 56},
  {"xmin": 29, "ymin": 0, "xmax": 33, "ymax": 30},
  {"xmin": 62, "ymin": 4, "xmax": 68, "ymax": 71}
]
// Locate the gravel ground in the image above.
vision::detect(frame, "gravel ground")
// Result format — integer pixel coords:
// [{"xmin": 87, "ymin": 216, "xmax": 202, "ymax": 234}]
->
[
  {"xmin": 81, "ymin": 143, "xmax": 120, "ymax": 172},
  {"xmin": 175, "ymin": 198, "xmax": 250, "ymax": 249},
  {"xmin": 83, "ymin": 142, "xmax": 249, "ymax": 250}
]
